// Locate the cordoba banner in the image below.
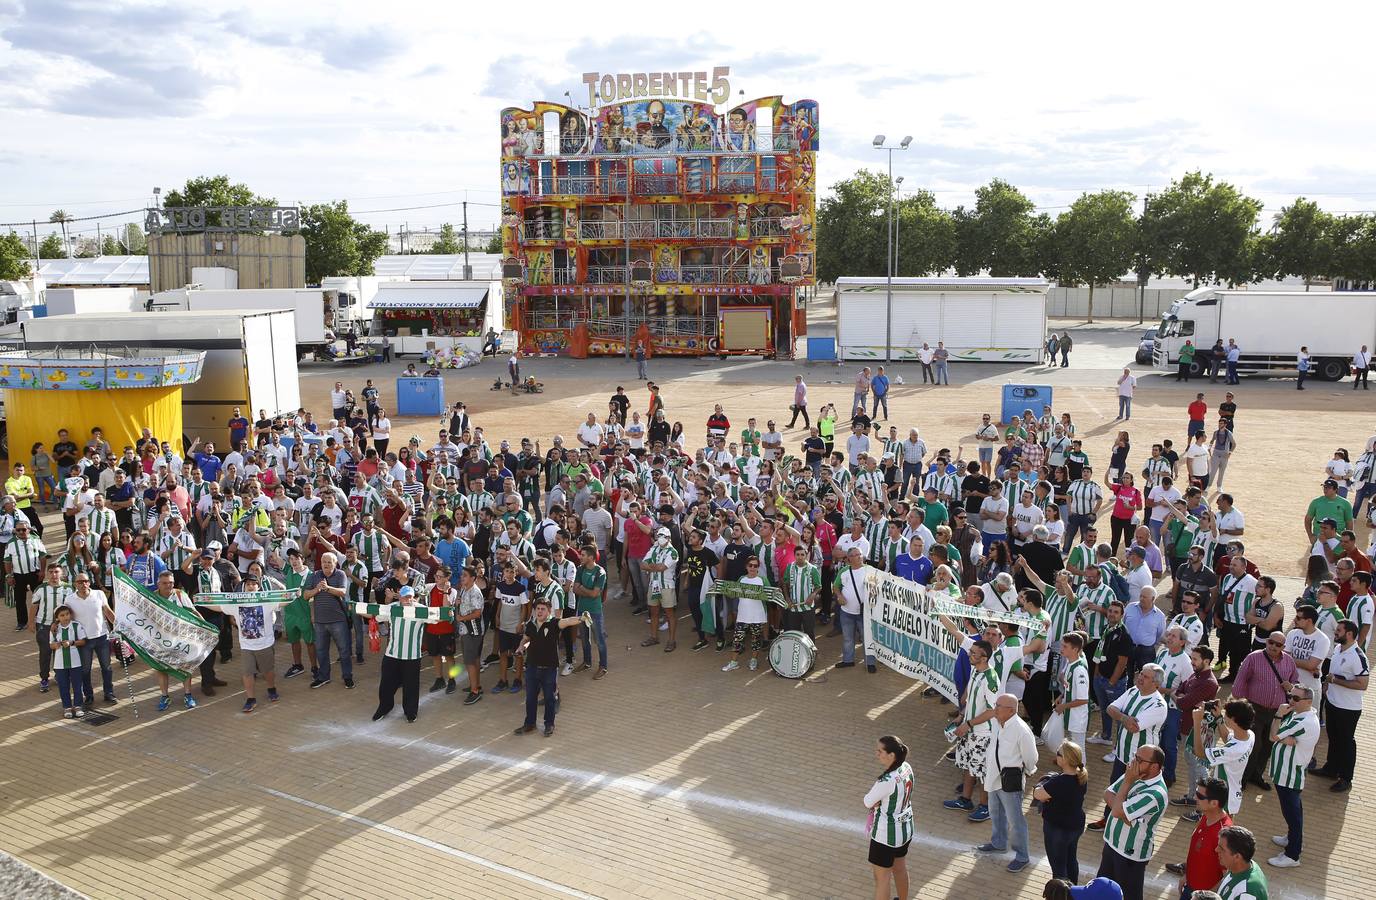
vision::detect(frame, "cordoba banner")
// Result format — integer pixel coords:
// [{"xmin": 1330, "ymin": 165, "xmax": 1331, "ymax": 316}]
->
[
  {"xmin": 861, "ymin": 568, "xmax": 962, "ymax": 703},
  {"xmin": 112, "ymin": 568, "xmax": 219, "ymax": 680},
  {"xmin": 194, "ymin": 589, "xmax": 299, "ymax": 607}
]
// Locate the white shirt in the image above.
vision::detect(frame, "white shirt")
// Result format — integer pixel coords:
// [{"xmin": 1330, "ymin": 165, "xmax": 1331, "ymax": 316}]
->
[
  {"xmin": 1011, "ymin": 501, "xmax": 1044, "ymax": 539},
  {"xmin": 1285, "ymin": 627, "xmax": 1331, "ymax": 695},
  {"xmin": 980, "ymin": 583, "xmax": 1017, "ymax": 613},
  {"xmin": 980, "ymin": 496, "xmax": 1009, "ymax": 535},
  {"xmin": 1216, "ymin": 508, "xmax": 1245, "ymax": 534},
  {"xmin": 1118, "ymin": 375, "xmax": 1137, "ymax": 397},
  {"xmin": 330, "ymin": 389, "xmax": 347, "ymax": 409},
  {"xmin": 735, "ymin": 575, "xmax": 769, "ymax": 624},
  {"xmin": 373, "ymin": 418, "xmax": 391, "ymax": 440},
  {"xmin": 982, "ymin": 713, "xmax": 1038, "ymax": 795},
  {"xmin": 1147, "ymin": 486, "xmax": 1181, "ymax": 522},
  {"xmin": 1327, "ymin": 643, "xmax": 1369, "ymax": 710},
  {"xmin": 834, "ymin": 564, "xmax": 874, "ymax": 616},
  {"xmin": 835, "ymin": 534, "xmax": 871, "ymax": 567},
  {"xmin": 1355, "ymin": 349, "xmax": 1371, "ymax": 369},
  {"xmin": 577, "ymin": 423, "xmax": 604, "ymax": 447},
  {"xmin": 846, "ymin": 433, "xmax": 870, "ymax": 466},
  {"xmin": 229, "ymin": 604, "xmax": 279, "ymax": 651},
  {"xmin": 1184, "ymin": 443, "xmax": 1210, "ymax": 476},
  {"xmin": 63, "ymin": 588, "xmax": 111, "ymax": 639},
  {"xmin": 1124, "ymin": 563, "xmax": 1153, "ymax": 597},
  {"xmin": 919, "ymin": 346, "xmax": 934, "ymax": 364},
  {"xmin": 1204, "ymin": 730, "xmax": 1255, "ymax": 815}
]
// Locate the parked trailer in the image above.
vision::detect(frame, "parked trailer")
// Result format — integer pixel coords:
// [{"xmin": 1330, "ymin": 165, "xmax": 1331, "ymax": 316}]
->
[
  {"xmin": 834, "ymin": 277, "xmax": 1049, "ymax": 362},
  {"xmin": 1152, "ymin": 287, "xmax": 1376, "ymax": 381},
  {"xmin": 148, "ymin": 288, "xmax": 331, "ymax": 354},
  {"xmin": 19, "ymin": 309, "xmax": 300, "ymax": 443}
]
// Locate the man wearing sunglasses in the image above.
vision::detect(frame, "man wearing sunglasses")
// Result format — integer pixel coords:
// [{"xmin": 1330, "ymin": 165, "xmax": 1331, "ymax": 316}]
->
[
  {"xmin": 1165, "ymin": 776, "xmax": 1231, "ymax": 897},
  {"xmin": 1266, "ymin": 685, "xmax": 1320, "ymax": 869}
]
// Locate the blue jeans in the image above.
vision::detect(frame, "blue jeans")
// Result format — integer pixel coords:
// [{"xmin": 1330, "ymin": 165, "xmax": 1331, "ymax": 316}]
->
[
  {"xmin": 1226, "ymin": 360, "xmax": 1238, "ymax": 383},
  {"xmin": 79, "ymin": 634, "xmax": 115, "ymax": 700},
  {"xmin": 314, "ymin": 621, "xmax": 353, "ymax": 681},
  {"xmin": 1353, "ymin": 482, "xmax": 1376, "ymax": 520},
  {"xmin": 872, "ymin": 393, "xmax": 888, "ymax": 419},
  {"xmin": 1118, "ymin": 396, "xmax": 1132, "ymax": 419},
  {"xmin": 36, "ymin": 474, "xmax": 57, "ymax": 503},
  {"xmin": 524, "ymin": 664, "xmax": 558, "ymax": 728},
  {"xmin": 1092, "ymin": 674, "xmax": 1126, "ymax": 739},
  {"xmin": 580, "ymin": 611, "xmax": 607, "ymax": 670},
  {"xmin": 1160, "ymin": 707, "xmax": 1181, "ymax": 781},
  {"xmin": 1147, "ymin": 517, "xmax": 1165, "ymax": 545},
  {"xmin": 55, "ymin": 668, "xmax": 86, "ymax": 709},
  {"xmin": 1063, "ymin": 513, "xmax": 1095, "ymax": 552},
  {"xmin": 636, "ymin": 359, "xmax": 647, "ymax": 379},
  {"xmin": 839, "ymin": 610, "xmax": 872, "ymax": 665},
  {"xmin": 901, "ymin": 462, "xmax": 922, "ymax": 498},
  {"xmin": 988, "ymin": 789, "xmax": 1030, "ymax": 864},
  {"xmin": 1276, "ymin": 784, "xmax": 1303, "ymax": 860},
  {"xmin": 935, "ymin": 361, "xmax": 949, "ymax": 384},
  {"xmin": 350, "ymin": 611, "xmax": 367, "ymax": 657},
  {"xmin": 852, "ymin": 393, "xmax": 866, "ymax": 416},
  {"xmin": 1043, "ymin": 820, "xmax": 1082, "ymax": 882}
]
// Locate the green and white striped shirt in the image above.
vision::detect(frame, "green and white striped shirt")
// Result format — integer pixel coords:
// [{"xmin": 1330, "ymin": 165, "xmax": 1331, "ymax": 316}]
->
[
  {"xmin": 158, "ymin": 530, "xmax": 197, "ymax": 571},
  {"xmin": 644, "ymin": 543, "xmax": 678, "ymax": 593},
  {"xmin": 1142, "ymin": 456, "xmax": 1170, "ymax": 488},
  {"xmin": 1102, "ymin": 773, "xmax": 1169, "ymax": 862},
  {"xmin": 875, "ymin": 533, "xmax": 905, "ymax": 572},
  {"xmin": 855, "ymin": 468, "xmax": 885, "ymax": 503},
  {"xmin": 83, "ymin": 507, "xmax": 116, "ymax": 539},
  {"xmin": 343, "ymin": 560, "xmax": 369, "ymax": 603},
  {"xmin": 866, "ymin": 762, "xmax": 914, "ymax": 847},
  {"xmin": 1169, "ymin": 613, "xmax": 1204, "ymax": 649},
  {"xmin": 1268, "ymin": 708, "xmax": 1320, "ymax": 791},
  {"xmin": 1066, "ymin": 479, "xmax": 1103, "ymax": 516},
  {"xmin": 964, "ymin": 666, "xmax": 1000, "ymax": 736},
  {"xmin": 1060, "ymin": 656, "xmax": 1090, "ymax": 734},
  {"xmin": 30, "ymin": 581, "xmax": 69, "ymax": 625},
  {"xmin": 1215, "ymin": 861, "xmax": 1269, "ymax": 900},
  {"xmin": 51, "ymin": 621, "xmax": 86, "ymax": 670},
  {"xmin": 784, "ymin": 561, "xmax": 820, "ymax": 612},
  {"xmin": 1218, "ymin": 573, "xmax": 1257, "ymax": 625},
  {"xmin": 1347, "ymin": 594, "xmax": 1373, "ymax": 647},
  {"xmin": 532, "ymin": 578, "xmax": 566, "ymax": 612},
  {"xmin": 4, "ymin": 536, "xmax": 46, "ymax": 574},
  {"xmin": 1003, "ymin": 478, "xmax": 1027, "ymax": 508},
  {"xmin": 351, "ymin": 529, "xmax": 388, "ymax": 572},
  {"xmin": 863, "ymin": 517, "xmax": 888, "ymax": 561},
  {"xmin": 1154, "ymin": 647, "xmax": 1192, "ymax": 708},
  {"xmin": 351, "ymin": 601, "xmax": 445, "ymax": 659},
  {"xmin": 1076, "ymin": 583, "xmax": 1114, "ymax": 639},
  {"xmin": 924, "ymin": 471, "xmax": 959, "ymax": 501},
  {"xmin": 462, "ymin": 490, "xmax": 497, "ymax": 516},
  {"xmin": 1111, "ymin": 687, "xmax": 1167, "ymax": 762},
  {"xmin": 1043, "ymin": 586, "xmax": 1075, "ymax": 645}
]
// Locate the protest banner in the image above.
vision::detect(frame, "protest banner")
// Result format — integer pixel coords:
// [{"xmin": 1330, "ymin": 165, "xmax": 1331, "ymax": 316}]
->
[
  {"xmin": 111, "ymin": 568, "xmax": 219, "ymax": 680},
  {"xmin": 861, "ymin": 568, "xmax": 961, "ymax": 703}
]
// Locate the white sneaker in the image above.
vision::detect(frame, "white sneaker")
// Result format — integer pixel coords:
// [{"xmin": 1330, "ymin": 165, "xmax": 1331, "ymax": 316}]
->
[
  {"xmin": 1034, "ymin": 736, "xmax": 1046, "ymax": 746},
  {"xmin": 560, "ymin": 663, "xmax": 573, "ymax": 677},
  {"xmin": 659, "ymin": 620, "xmax": 669, "ymax": 631},
  {"xmin": 1102, "ymin": 752, "xmax": 1116, "ymax": 763},
  {"xmin": 1272, "ymin": 836, "xmax": 1289, "ymax": 847},
  {"xmin": 748, "ymin": 658, "xmax": 758, "ymax": 671},
  {"xmin": 1087, "ymin": 735, "xmax": 1111, "ymax": 745},
  {"xmin": 1267, "ymin": 855, "xmax": 1300, "ymax": 868},
  {"xmin": 722, "ymin": 660, "xmax": 740, "ymax": 672}
]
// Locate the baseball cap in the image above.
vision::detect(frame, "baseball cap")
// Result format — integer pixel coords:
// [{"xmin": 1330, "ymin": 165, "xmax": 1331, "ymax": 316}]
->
[
  {"xmin": 200, "ymin": 550, "xmax": 215, "ymax": 559},
  {"xmin": 656, "ymin": 527, "xmax": 671, "ymax": 537},
  {"xmin": 1319, "ymin": 516, "xmax": 1338, "ymax": 527},
  {"xmin": 399, "ymin": 585, "xmax": 415, "ymax": 598},
  {"xmin": 206, "ymin": 541, "xmax": 223, "ymax": 551},
  {"xmin": 1322, "ymin": 478, "xmax": 1339, "ymax": 489}
]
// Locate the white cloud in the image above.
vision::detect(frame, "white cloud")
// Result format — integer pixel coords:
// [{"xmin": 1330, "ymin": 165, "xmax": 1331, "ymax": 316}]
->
[{"xmin": 2, "ymin": 0, "xmax": 1375, "ymax": 235}]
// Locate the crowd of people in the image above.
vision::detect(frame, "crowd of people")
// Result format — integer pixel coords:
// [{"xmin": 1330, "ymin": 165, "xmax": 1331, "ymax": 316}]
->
[{"xmin": 4, "ymin": 363, "xmax": 1370, "ymax": 900}]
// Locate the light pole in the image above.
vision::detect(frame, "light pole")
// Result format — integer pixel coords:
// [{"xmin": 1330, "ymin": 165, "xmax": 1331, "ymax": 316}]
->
[{"xmin": 873, "ymin": 135, "xmax": 911, "ymax": 363}]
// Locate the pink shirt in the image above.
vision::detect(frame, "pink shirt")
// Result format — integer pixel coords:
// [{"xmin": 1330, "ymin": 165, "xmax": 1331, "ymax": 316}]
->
[
  {"xmin": 795, "ymin": 380, "xmax": 808, "ymax": 406},
  {"xmin": 1110, "ymin": 483, "xmax": 1142, "ymax": 519}
]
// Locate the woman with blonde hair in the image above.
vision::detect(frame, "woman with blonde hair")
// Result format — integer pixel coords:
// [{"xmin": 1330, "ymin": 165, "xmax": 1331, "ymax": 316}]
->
[{"xmin": 1033, "ymin": 740, "xmax": 1089, "ymax": 883}]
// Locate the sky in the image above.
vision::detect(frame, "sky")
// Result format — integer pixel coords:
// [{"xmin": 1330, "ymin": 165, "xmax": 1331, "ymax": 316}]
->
[{"xmin": 2, "ymin": 0, "xmax": 1374, "ymax": 247}]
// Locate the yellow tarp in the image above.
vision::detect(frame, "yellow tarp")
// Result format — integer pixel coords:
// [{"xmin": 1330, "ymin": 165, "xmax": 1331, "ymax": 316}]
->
[{"xmin": 6, "ymin": 386, "xmax": 183, "ymax": 465}]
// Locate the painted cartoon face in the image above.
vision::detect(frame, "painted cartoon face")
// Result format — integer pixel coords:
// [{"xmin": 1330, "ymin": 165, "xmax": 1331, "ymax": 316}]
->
[
  {"xmin": 729, "ymin": 110, "xmax": 747, "ymax": 133},
  {"xmin": 647, "ymin": 100, "xmax": 665, "ymax": 124}
]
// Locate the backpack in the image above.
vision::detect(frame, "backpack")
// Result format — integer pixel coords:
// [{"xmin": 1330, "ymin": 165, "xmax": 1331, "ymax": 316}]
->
[{"xmin": 1107, "ymin": 568, "xmax": 1131, "ymax": 603}]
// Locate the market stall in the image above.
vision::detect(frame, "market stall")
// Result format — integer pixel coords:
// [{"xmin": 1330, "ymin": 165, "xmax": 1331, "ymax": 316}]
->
[{"xmin": 368, "ymin": 281, "xmax": 500, "ymax": 359}]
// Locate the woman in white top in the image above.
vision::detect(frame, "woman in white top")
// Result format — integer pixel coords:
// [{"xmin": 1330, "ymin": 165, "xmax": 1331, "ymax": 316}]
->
[
  {"xmin": 373, "ymin": 411, "xmax": 392, "ymax": 456},
  {"xmin": 1326, "ymin": 448, "xmax": 1354, "ymax": 498},
  {"xmin": 1043, "ymin": 502, "xmax": 1066, "ymax": 545},
  {"xmin": 62, "ymin": 572, "xmax": 117, "ymax": 705},
  {"xmin": 721, "ymin": 559, "xmax": 769, "ymax": 673}
]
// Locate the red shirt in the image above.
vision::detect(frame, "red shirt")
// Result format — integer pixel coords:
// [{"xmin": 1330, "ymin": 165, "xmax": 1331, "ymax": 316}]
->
[
  {"xmin": 426, "ymin": 583, "xmax": 455, "ymax": 635},
  {"xmin": 624, "ymin": 515, "xmax": 654, "ymax": 559},
  {"xmin": 1187, "ymin": 400, "xmax": 1207, "ymax": 423},
  {"xmin": 1185, "ymin": 812, "xmax": 1231, "ymax": 889}
]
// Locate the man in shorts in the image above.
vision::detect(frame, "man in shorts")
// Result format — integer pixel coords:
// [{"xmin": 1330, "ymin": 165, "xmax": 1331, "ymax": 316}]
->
[
  {"xmin": 454, "ymin": 566, "xmax": 487, "ymax": 704},
  {"xmin": 641, "ymin": 526, "xmax": 680, "ymax": 651},
  {"xmin": 280, "ymin": 549, "xmax": 318, "ymax": 680},
  {"xmin": 213, "ymin": 575, "xmax": 280, "ymax": 714}
]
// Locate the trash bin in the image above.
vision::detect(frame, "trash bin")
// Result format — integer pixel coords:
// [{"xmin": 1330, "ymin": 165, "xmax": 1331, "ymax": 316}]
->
[
  {"xmin": 1000, "ymin": 384, "xmax": 1053, "ymax": 426},
  {"xmin": 396, "ymin": 377, "xmax": 445, "ymax": 416},
  {"xmin": 807, "ymin": 337, "xmax": 837, "ymax": 361}
]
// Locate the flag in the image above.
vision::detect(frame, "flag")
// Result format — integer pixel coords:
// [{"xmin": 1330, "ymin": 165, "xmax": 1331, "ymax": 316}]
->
[
  {"xmin": 195, "ymin": 589, "xmax": 299, "ymax": 607},
  {"xmin": 111, "ymin": 568, "xmax": 219, "ymax": 680}
]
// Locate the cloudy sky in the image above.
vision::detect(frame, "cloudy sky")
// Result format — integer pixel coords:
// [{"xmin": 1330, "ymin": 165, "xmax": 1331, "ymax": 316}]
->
[{"xmin": 2, "ymin": 0, "xmax": 1373, "ymax": 246}]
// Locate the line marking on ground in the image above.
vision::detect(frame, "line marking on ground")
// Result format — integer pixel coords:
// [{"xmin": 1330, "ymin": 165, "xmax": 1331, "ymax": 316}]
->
[
  {"xmin": 304, "ymin": 724, "xmax": 1321, "ymax": 898},
  {"xmin": 259, "ymin": 787, "xmax": 601, "ymax": 899}
]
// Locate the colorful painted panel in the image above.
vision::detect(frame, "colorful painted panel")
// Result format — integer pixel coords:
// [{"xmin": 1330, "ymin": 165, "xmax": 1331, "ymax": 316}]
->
[{"xmin": 0, "ymin": 352, "xmax": 205, "ymax": 390}]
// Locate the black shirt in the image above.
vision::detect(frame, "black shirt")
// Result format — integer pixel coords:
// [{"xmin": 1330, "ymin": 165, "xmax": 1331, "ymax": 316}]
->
[
  {"xmin": 524, "ymin": 620, "xmax": 562, "ymax": 668},
  {"xmin": 1172, "ymin": 562, "xmax": 1217, "ymax": 613},
  {"xmin": 1097, "ymin": 623, "xmax": 1132, "ymax": 680},
  {"xmin": 802, "ymin": 436, "xmax": 825, "ymax": 464},
  {"xmin": 962, "ymin": 474, "xmax": 990, "ymax": 514},
  {"xmin": 53, "ymin": 441, "xmax": 78, "ymax": 469},
  {"xmin": 1218, "ymin": 401, "xmax": 1236, "ymax": 426},
  {"xmin": 609, "ymin": 393, "xmax": 630, "ymax": 421},
  {"xmin": 1016, "ymin": 542, "xmax": 1064, "ymax": 591},
  {"xmin": 720, "ymin": 541, "xmax": 753, "ymax": 581},
  {"xmin": 851, "ymin": 413, "xmax": 871, "ymax": 433},
  {"xmin": 1037, "ymin": 772, "xmax": 1086, "ymax": 830},
  {"xmin": 679, "ymin": 546, "xmax": 718, "ymax": 601}
]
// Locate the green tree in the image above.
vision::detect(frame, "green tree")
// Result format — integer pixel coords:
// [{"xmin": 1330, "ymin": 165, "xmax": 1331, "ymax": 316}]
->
[
  {"xmin": 816, "ymin": 169, "xmax": 890, "ymax": 282},
  {"xmin": 0, "ymin": 231, "xmax": 32, "ymax": 280},
  {"xmin": 953, "ymin": 179, "xmax": 1040, "ymax": 277},
  {"xmin": 48, "ymin": 209, "xmax": 73, "ymax": 257},
  {"xmin": 162, "ymin": 175, "xmax": 277, "ymax": 230},
  {"xmin": 1051, "ymin": 190, "xmax": 1138, "ymax": 322},
  {"xmin": 894, "ymin": 190, "xmax": 957, "ymax": 277},
  {"xmin": 1331, "ymin": 214, "xmax": 1376, "ymax": 285},
  {"xmin": 1265, "ymin": 198, "xmax": 1335, "ymax": 289},
  {"xmin": 298, "ymin": 200, "xmax": 388, "ymax": 284},
  {"xmin": 1139, "ymin": 172, "xmax": 1262, "ymax": 287},
  {"xmin": 431, "ymin": 223, "xmax": 463, "ymax": 255},
  {"xmin": 100, "ymin": 234, "xmax": 121, "ymax": 256},
  {"xmin": 486, "ymin": 232, "xmax": 503, "ymax": 254},
  {"xmin": 38, "ymin": 233, "xmax": 64, "ymax": 259},
  {"xmin": 121, "ymin": 223, "xmax": 148, "ymax": 254}
]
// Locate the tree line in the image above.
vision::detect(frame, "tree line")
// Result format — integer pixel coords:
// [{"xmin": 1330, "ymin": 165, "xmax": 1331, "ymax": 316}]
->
[{"xmin": 817, "ymin": 170, "xmax": 1376, "ymax": 318}]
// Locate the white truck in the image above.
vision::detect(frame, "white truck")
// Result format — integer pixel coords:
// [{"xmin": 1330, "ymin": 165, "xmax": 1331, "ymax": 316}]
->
[
  {"xmin": 148, "ymin": 287, "xmax": 333, "ymax": 356},
  {"xmin": 43, "ymin": 287, "xmax": 143, "ymax": 317},
  {"xmin": 1152, "ymin": 287, "xmax": 1376, "ymax": 381},
  {"xmin": 320, "ymin": 275, "xmax": 408, "ymax": 334},
  {"xmin": 19, "ymin": 309, "xmax": 300, "ymax": 445}
]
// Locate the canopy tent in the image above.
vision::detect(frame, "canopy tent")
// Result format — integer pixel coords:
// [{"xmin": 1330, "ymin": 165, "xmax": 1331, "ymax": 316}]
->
[{"xmin": 368, "ymin": 285, "xmax": 488, "ymax": 310}]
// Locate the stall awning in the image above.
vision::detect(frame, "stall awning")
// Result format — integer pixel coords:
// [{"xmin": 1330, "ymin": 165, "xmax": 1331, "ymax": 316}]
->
[{"xmin": 369, "ymin": 287, "xmax": 488, "ymax": 309}]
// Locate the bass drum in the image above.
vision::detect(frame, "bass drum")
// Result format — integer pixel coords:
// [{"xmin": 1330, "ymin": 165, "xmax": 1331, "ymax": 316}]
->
[{"xmin": 769, "ymin": 630, "xmax": 817, "ymax": 679}]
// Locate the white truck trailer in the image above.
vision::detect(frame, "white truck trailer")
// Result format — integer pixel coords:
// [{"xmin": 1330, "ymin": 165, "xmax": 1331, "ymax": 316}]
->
[
  {"xmin": 147, "ymin": 287, "xmax": 331, "ymax": 355},
  {"xmin": 19, "ymin": 309, "xmax": 300, "ymax": 444},
  {"xmin": 1152, "ymin": 287, "xmax": 1376, "ymax": 381},
  {"xmin": 320, "ymin": 275, "xmax": 409, "ymax": 334},
  {"xmin": 834, "ymin": 277, "xmax": 1049, "ymax": 362}
]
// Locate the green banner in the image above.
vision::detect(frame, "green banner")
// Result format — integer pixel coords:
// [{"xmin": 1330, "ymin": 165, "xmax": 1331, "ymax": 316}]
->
[
  {"xmin": 196, "ymin": 589, "xmax": 300, "ymax": 607},
  {"xmin": 112, "ymin": 568, "xmax": 219, "ymax": 681},
  {"xmin": 706, "ymin": 580, "xmax": 787, "ymax": 607}
]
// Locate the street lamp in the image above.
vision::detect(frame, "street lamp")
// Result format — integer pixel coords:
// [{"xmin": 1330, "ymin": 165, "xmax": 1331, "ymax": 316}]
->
[{"xmin": 873, "ymin": 135, "xmax": 911, "ymax": 362}]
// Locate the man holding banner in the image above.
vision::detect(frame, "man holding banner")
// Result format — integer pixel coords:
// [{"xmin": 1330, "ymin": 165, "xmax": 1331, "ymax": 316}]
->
[{"xmin": 111, "ymin": 569, "xmax": 219, "ymax": 713}]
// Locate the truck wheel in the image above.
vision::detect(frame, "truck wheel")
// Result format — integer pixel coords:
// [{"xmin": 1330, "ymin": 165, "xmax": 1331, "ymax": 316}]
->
[
  {"xmin": 1188, "ymin": 360, "xmax": 1205, "ymax": 378},
  {"xmin": 1317, "ymin": 358, "xmax": 1348, "ymax": 382}
]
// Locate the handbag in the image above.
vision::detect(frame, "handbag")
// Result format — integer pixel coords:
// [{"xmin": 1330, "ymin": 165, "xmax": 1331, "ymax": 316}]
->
[{"xmin": 996, "ymin": 732, "xmax": 1025, "ymax": 793}]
